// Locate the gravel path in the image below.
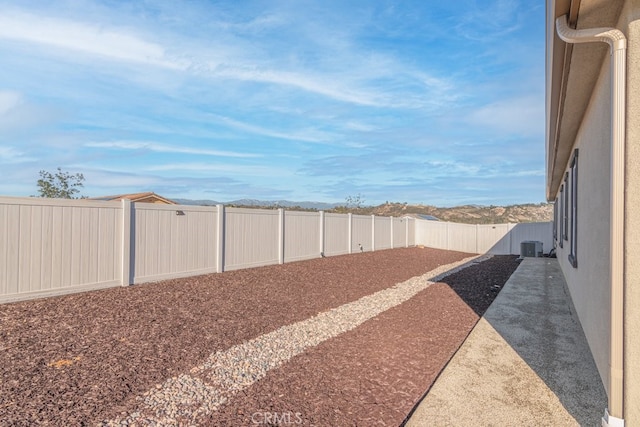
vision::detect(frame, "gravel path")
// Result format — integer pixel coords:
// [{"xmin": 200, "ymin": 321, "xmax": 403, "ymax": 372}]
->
[
  {"xmin": 0, "ymin": 248, "xmax": 519, "ymax": 426},
  {"xmin": 102, "ymin": 255, "xmax": 483, "ymax": 425}
]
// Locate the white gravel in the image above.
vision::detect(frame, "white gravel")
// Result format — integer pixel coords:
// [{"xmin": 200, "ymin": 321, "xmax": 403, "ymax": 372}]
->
[{"xmin": 102, "ymin": 254, "xmax": 488, "ymax": 426}]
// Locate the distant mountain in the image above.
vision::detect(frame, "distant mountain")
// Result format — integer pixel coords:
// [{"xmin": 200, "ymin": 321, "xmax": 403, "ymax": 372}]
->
[
  {"xmin": 172, "ymin": 198, "xmax": 222, "ymax": 206},
  {"xmin": 173, "ymin": 198, "xmax": 339, "ymax": 211},
  {"xmin": 230, "ymin": 199, "xmax": 340, "ymax": 210}
]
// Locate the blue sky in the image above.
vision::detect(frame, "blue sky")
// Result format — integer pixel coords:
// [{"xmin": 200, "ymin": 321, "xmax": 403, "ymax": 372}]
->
[{"xmin": 0, "ymin": 0, "xmax": 545, "ymax": 207}]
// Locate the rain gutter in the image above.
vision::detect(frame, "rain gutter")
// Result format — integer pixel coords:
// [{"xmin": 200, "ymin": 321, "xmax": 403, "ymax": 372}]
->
[{"xmin": 555, "ymin": 14, "xmax": 627, "ymax": 427}]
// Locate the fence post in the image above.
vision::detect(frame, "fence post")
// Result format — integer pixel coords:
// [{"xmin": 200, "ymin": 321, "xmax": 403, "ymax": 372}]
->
[
  {"xmin": 371, "ymin": 215, "xmax": 376, "ymax": 251},
  {"xmin": 216, "ymin": 204, "xmax": 225, "ymax": 273},
  {"xmin": 121, "ymin": 199, "xmax": 132, "ymax": 286},
  {"xmin": 475, "ymin": 224, "xmax": 479, "ymax": 254},
  {"xmin": 319, "ymin": 211, "xmax": 325, "ymax": 256},
  {"xmin": 348, "ymin": 213, "xmax": 353, "ymax": 254},
  {"xmin": 278, "ymin": 208, "xmax": 285, "ymax": 264}
]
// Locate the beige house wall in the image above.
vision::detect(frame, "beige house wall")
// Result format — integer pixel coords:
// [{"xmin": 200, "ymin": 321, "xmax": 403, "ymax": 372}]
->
[
  {"xmin": 620, "ymin": 2, "xmax": 640, "ymax": 423},
  {"xmin": 553, "ymin": 52, "xmax": 612, "ymax": 395},
  {"xmin": 551, "ymin": 2, "xmax": 640, "ymax": 421}
]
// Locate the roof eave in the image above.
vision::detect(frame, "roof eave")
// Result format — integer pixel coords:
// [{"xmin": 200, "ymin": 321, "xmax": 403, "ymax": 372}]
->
[
  {"xmin": 546, "ymin": 0, "xmax": 625, "ymax": 201},
  {"xmin": 545, "ymin": 0, "xmax": 575, "ymax": 201}
]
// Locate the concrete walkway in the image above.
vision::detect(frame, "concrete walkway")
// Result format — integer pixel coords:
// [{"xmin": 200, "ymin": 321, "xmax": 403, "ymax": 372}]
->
[{"xmin": 406, "ymin": 258, "xmax": 607, "ymax": 426}]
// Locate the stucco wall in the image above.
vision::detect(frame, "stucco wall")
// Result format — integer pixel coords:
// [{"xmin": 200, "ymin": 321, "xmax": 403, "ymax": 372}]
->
[
  {"xmin": 556, "ymin": 4, "xmax": 640, "ymax": 420},
  {"xmin": 554, "ymin": 51, "xmax": 611, "ymax": 396},
  {"xmin": 620, "ymin": 1, "xmax": 640, "ymax": 423}
]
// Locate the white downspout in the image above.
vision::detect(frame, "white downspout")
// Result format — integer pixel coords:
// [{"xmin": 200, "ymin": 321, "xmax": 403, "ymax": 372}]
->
[{"xmin": 555, "ymin": 15, "xmax": 626, "ymax": 427}]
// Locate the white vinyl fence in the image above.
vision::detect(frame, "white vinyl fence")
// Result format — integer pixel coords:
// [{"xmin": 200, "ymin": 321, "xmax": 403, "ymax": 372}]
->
[
  {"xmin": 415, "ymin": 220, "xmax": 553, "ymax": 255},
  {"xmin": 0, "ymin": 198, "xmax": 125, "ymax": 301},
  {"xmin": 0, "ymin": 197, "xmax": 414, "ymax": 303},
  {"xmin": 132, "ymin": 203, "xmax": 220, "ymax": 283},
  {"xmin": 0, "ymin": 195, "xmax": 552, "ymax": 303}
]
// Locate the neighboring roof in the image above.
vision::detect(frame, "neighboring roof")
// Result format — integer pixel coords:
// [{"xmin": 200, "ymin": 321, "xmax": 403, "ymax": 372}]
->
[
  {"xmin": 402, "ymin": 214, "xmax": 440, "ymax": 221},
  {"xmin": 91, "ymin": 192, "xmax": 177, "ymax": 204},
  {"xmin": 417, "ymin": 214, "xmax": 440, "ymax": 221},
  {"xmin": 546, "ymin": 0, "xmax": 624, "ymax": 200}
]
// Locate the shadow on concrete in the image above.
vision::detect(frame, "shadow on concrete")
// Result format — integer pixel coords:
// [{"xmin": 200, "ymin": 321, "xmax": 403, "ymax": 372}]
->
[
  {"xmin": 475, "ymin": 258, "xmax": 606, "ymax": 425},
  {"xmin": 405, "ymin": 257, "xmax": 606, "ymax": 426}
]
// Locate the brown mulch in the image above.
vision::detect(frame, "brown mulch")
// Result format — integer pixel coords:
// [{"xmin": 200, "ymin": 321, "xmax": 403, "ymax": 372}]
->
[
  {"xmin": 209, "ymin": 255, "xmax": 521, "ymax": 426},
  {"xmin": 0, "ymin": 248, "xmax": 519, "ymax": 426}
]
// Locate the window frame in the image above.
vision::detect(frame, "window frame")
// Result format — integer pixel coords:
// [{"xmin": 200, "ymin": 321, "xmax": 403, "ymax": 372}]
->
[
  {"xmin": 558, "ymin": 184, "xmax": 564, "ymax": 248},
  {"xmin": 553, "ymin": 197, "xmax": 558, "ymax": 242},
  {"xmin": 569, "ymin": 149, "xmax": 579, "ymax": 268},
  {"xmin": 563, "ymin": 172, "xmax": 569, "ymax": 242}
]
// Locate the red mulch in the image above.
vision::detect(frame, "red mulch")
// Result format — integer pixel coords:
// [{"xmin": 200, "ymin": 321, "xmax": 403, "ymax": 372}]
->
[{"xmin": 0, "ymin": 248, "xmax": 519, "ymax": 426}]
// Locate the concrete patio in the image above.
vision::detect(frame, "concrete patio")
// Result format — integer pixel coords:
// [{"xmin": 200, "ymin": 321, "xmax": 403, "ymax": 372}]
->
[{"xmin": 405, "ymin": 257, "xmax": 607, "ymax": 426}]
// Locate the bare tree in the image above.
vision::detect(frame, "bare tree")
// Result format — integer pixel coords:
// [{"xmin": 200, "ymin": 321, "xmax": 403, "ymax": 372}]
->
[{"xmin": 345, "ymin": 193, "xmax": 365, "ymax": 209}]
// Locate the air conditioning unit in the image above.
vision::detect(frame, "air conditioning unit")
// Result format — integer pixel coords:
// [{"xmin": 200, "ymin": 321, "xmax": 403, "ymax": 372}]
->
[{"xmin": 520, "ymin": 241, "xmax": 543, "ymax": 258}]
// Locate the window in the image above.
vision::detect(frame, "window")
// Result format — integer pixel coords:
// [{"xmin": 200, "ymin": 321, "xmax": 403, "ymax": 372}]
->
[
  {"xmin": 569, "ymin": 149, "xmax": 579, "ymax": 268},
  {"xmin": 553, "ymin": 197, "xmax": 558, "ymax": 241},
  {"xmin": 558, "ymin": 184, "xmax": 564, "ymax": 248},
  {"xmin": 563, "ymin": 172, "xmax": 569, "ymax": 242}
]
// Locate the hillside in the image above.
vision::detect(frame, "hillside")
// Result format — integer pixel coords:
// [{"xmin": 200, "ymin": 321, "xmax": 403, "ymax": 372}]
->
[
  {"xmin": 176, "ymin": 198, "xmax": 553, "ymax": 224},
  {"xmin": 329, "ymin": 202, "xmax": 553, "ymax": 224}
]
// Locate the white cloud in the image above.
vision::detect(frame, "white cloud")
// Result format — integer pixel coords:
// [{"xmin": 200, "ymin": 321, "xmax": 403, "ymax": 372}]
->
[
  {"xmin": 467, "ymin": 95, "xmax": 544, "ymax": 137},
  {"xmin": 216, "ymin": 13, "xmax": 286, "ymax": 34},
  {"xmin": 509, "ymin": 169, "xmax": 545, "ymax": 177},
  {"xmin": 209, "ymin": 114, "xmax": 335, "ymax": 144},
  {"xmin": 0, "ymin": 90, "xmax": 60, "ymax": 132},
  {"xmin": 0, "ymin": 90, "xmax": 23, "ymax": 116},
  {"xmin": 0, "ymin": 10, "xmax": 186, "ymax": 70},
  {"xmin": 455, "ymin": 0, "xmax": 522, "ymax": 42},
  {"xmin": 0, "ymin": 146, "xmax": 35, "ymax": 163},
  {"xmin": 343, "ymin": 121, "xmax": 378, "ymax": 132},
  {"xmin": 223, "ymin": 66, "xmax": 455, "ymax": 109},
  {"xmin": 424, "ymin": 160, "xmax": 483, "ymax": 176},
  {"xmin": 214, "ymin": 67, "xmax": 386, "ymax": 107},
  {"xmin": 0, "ymin": 7, "xmax": 456, "ymax": 109},
  {"xmin": 85, "ymin": 141, "xmax": 261, "ymax": 158},
  {"xmin": 81, "ymin": 170, "xmax": 160, "ymax": 188},
  {"xmin": 144, "ymin": 162, "xmax": 286, "ymax": 177}
]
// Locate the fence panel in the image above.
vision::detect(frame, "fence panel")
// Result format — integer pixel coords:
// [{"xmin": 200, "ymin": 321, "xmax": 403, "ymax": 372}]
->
[
  {"xmin": 393, "ymin": 217, "xmax": 405, "ymax": 248},
  {"xmin": 0, "ymin": 197, "xmax": 122, "ymax": 303},
  {"xmin": 447, "ymin": 223, "xmax": 477, "ymax": 253},
  {"xmin": 407, "ymin": 218, "xmax": 416, "ymax": 246},
  {"xmin": 415, "ymin": 220, "xmax": 449, "ymax": 249},
  {"xmin": 415, "ymin": 219, "xmax": 553, "ymax": 255},
  {"xmin": 324, "ymin": 213, "xmax": 349, "ymax": 256},
  {"xmin": 351, "ymin": 215, "xmax": 372, "ymax": 253},
  {"xmin": 284, "ymin": 210, "xmax": 321, "ymax": 263},
  {"xmin": 133, "ymin": 204, "xmax": 218, "ymax": 283},
  {"xmin": 477, "ymin": 224, "xmax": 510, "ymax": 254},
  {"xmin": 224, "ymin": 207, "xmax": 280, "ymax": 270},
  {"xmin": 374, "ymin": 216, "xmax": 392, "ymax": 250}
]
